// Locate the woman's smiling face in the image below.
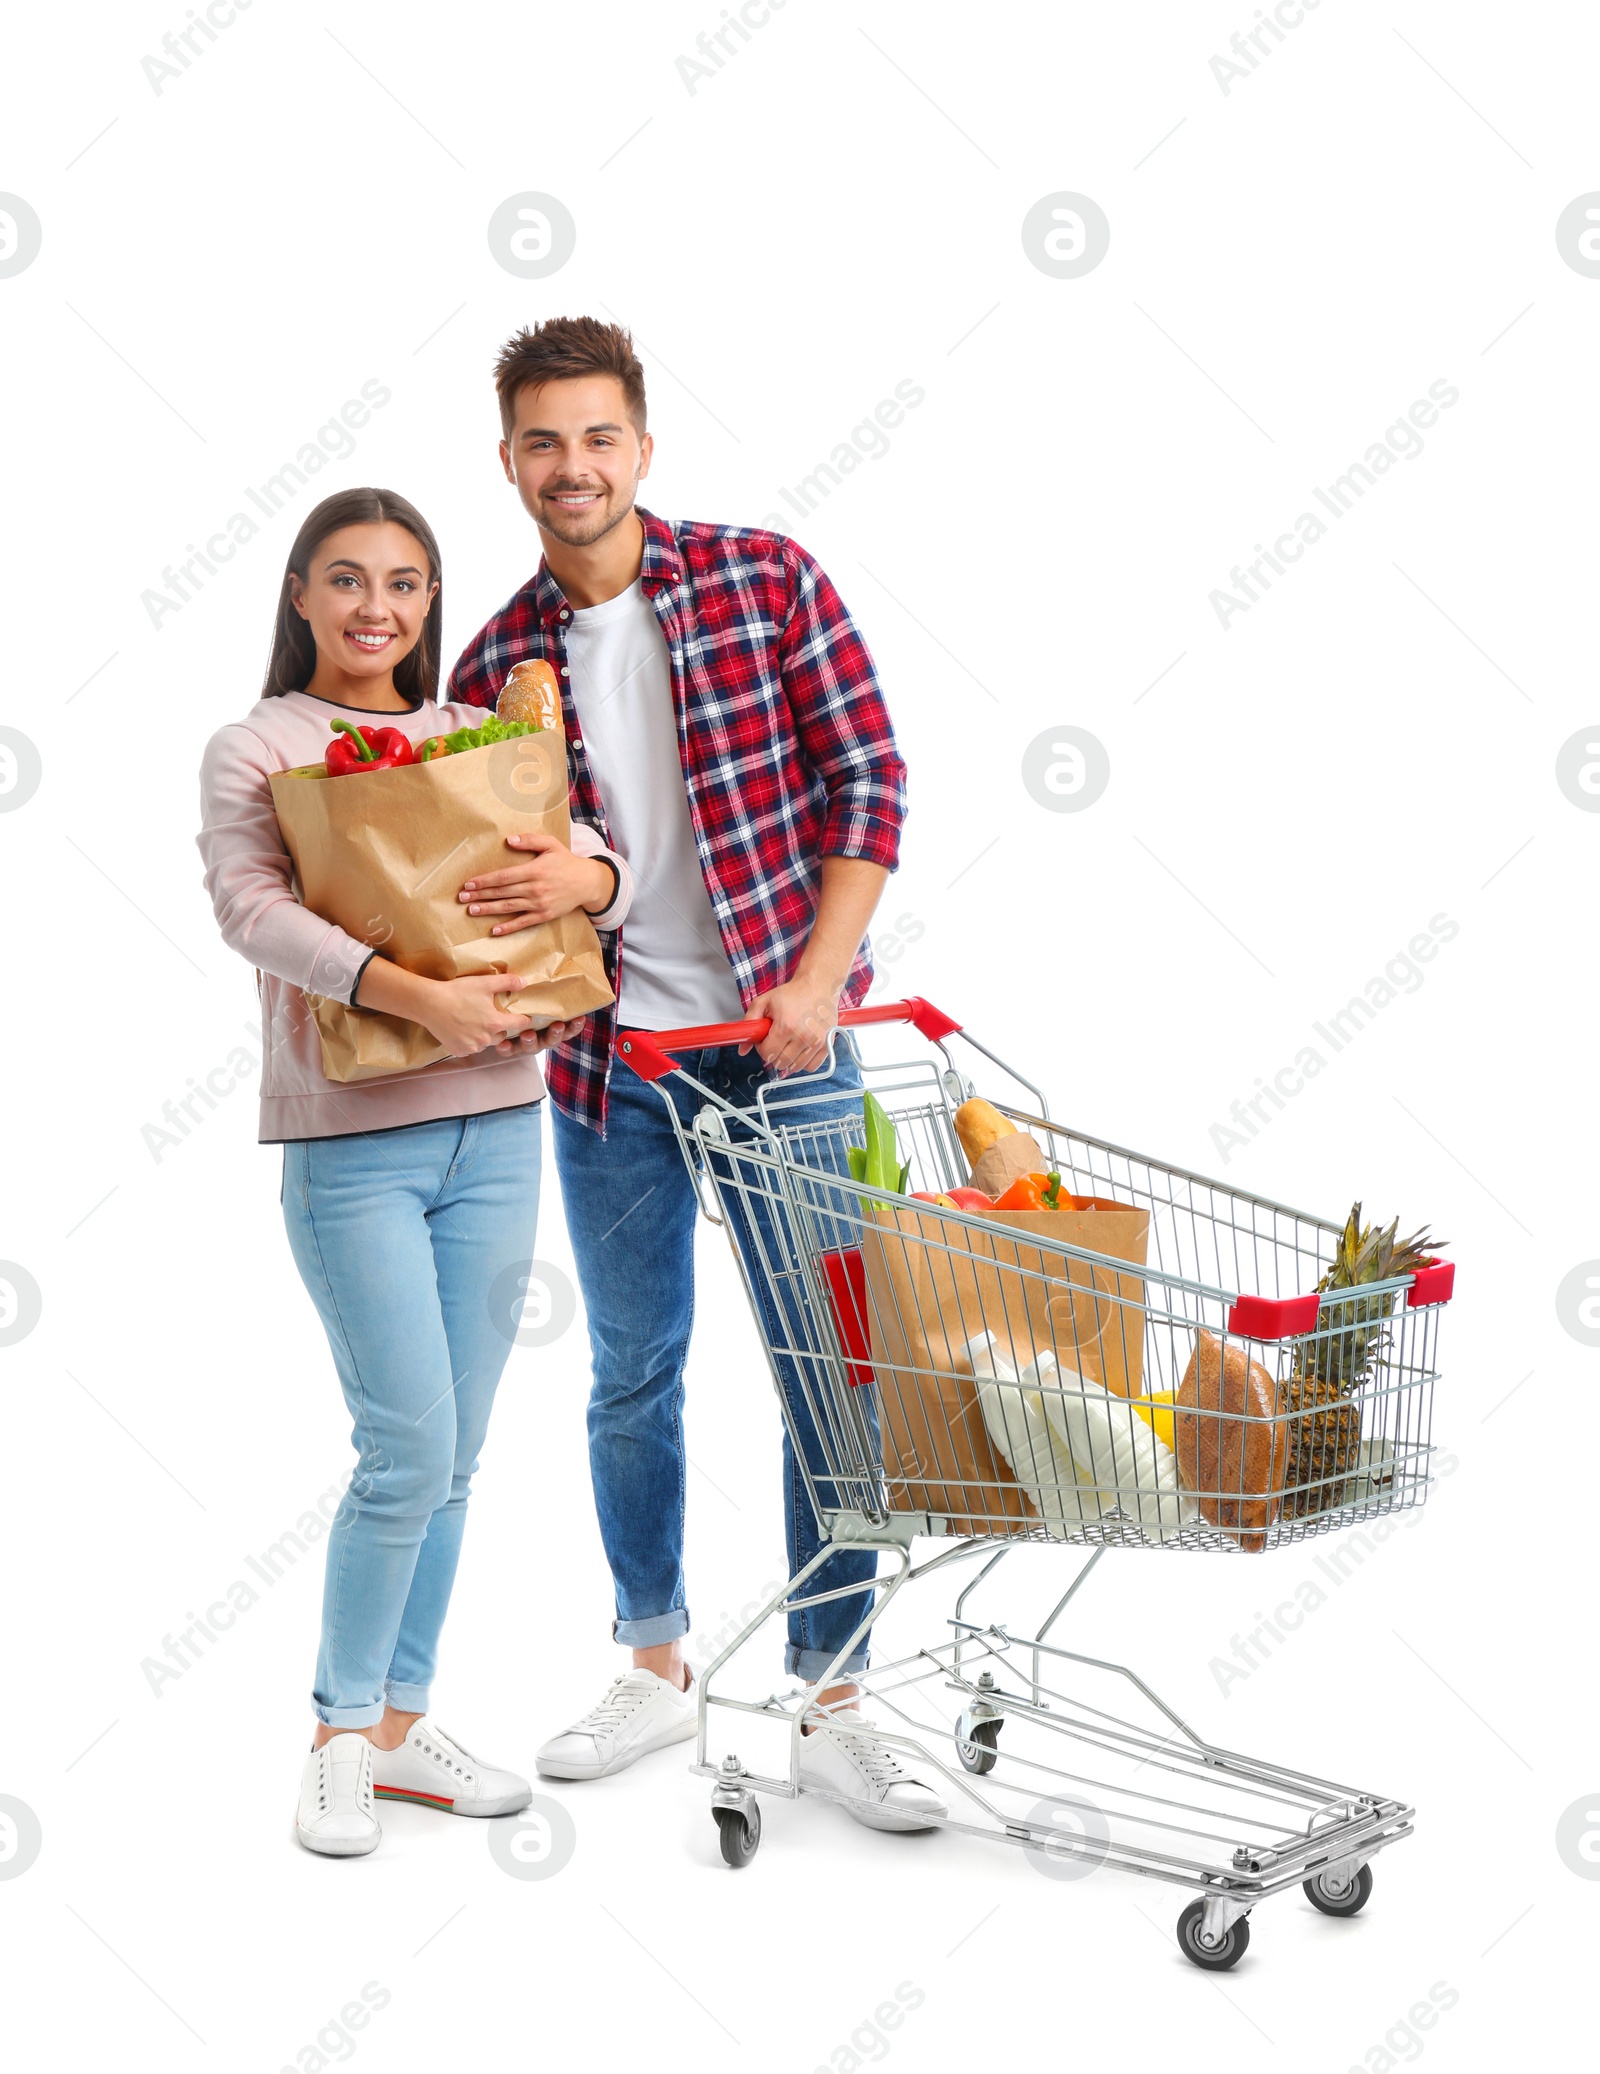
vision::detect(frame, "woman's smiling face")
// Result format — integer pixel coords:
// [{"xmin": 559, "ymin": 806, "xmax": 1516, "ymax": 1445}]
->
[{"xmin": 289, "ymin": 522, "xmax": 438, "ymax": 682}]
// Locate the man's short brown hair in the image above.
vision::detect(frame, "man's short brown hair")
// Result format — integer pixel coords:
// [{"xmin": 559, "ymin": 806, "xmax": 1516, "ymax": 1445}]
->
[{"xmin": 493, "ymin": 317, "xmax": 648, "ymax": 442}]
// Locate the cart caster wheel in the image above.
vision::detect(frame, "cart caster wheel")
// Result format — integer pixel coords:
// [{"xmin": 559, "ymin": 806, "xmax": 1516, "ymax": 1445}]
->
[
  {"xmin": 957, "ymin": 1719, "xmax": 1001, "ymax": 1775},
  {"xmin": 714, "ymin": 1800, "xmax": 761, "ymax": 1868},
  {"xmin": 1176, "ymin": 1901, "xmax": 1250, "ymax": 1971},
  {"xmin": 1303, "ymin": 1862, "xmax": 1372, "ymax": 1917}
]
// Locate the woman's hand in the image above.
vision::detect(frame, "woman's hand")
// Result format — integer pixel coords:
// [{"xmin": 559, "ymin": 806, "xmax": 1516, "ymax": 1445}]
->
[
  {"xmin": 414, "ymin": 973, "xmax": 536, "ymax": 1057},
  {"xmin": 460, "ymin": 833, "xmax": 614, "ymax": 935},
  {"xmin": 355, "ymin": 958, "xmax": 534, "ymax": 1057}
]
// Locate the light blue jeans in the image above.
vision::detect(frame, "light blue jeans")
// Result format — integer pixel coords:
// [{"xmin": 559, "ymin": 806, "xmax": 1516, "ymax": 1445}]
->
[{"xmin": 281, "ymin": 1105, "xmax": 541, "ymax": 1727}]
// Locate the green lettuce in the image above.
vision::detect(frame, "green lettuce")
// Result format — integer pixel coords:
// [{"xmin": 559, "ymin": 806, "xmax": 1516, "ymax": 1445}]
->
[{"xmin": 439, "ymin": 714, "xmax": 541, "ymax": 753}]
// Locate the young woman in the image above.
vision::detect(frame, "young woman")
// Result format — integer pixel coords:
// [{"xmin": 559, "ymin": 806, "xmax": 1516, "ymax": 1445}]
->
[{"xmin": 197, "ymin": 487, "xmax": 630, "ymax": 1856}]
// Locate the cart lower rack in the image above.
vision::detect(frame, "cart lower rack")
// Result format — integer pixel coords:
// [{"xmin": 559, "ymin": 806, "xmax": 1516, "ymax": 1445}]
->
[{"xmin": 618, "ymin": 1000, "xmax": 1450, "ymax": 1968}]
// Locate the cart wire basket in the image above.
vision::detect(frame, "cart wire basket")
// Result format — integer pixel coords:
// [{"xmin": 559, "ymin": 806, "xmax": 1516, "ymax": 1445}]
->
[{"xmin": 617, "ymin": 999, "xmax": 1453, "ymax": 1969}]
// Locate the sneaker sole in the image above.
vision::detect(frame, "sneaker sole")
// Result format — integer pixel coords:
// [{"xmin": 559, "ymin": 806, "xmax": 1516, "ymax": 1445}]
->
[
  {"xmin": 798, "ymin": 1777, "xmax": 947, "ymax": 1833},
  {"xmin": 295, "ymin": 1823, "xmax": 381, "ymax": 1857},
  {"xmin": 535, "ymin": 1717, "xmax": 697, "ymax": 1781},
  {"xmin": 836, "ymin": 1801, "xmax": 946, "ymax": 1834},
  {"xmin": 373, "ymin": 1784, "xmax": 532, "ymax": 1818}
]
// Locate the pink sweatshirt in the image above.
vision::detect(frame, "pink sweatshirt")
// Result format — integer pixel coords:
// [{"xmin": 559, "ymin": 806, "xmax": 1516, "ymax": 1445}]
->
[{"xmin": 197, "ymin": 689, "xmax": 631, "ymax": 1142}]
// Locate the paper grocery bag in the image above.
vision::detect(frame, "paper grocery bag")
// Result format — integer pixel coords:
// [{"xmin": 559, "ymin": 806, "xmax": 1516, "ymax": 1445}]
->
[
  {"xmin": 269, "ymin": 724, "xmax": 613, "ymax": 1083},
  {"xmin": 968, "ymin": 1133, "xmax": 1051, "ymax": 1197},
  {"xmin": 860, "ymin": 1204, "xmax": 1038, "ymax": 1532},
  {"xmin": 859, "ymin": 1196, "xmax": 1151, "ymax": 1529},
  {"xmin": 985, "ymin": 1200, "xmax": 1151, "ymax": 1399}
]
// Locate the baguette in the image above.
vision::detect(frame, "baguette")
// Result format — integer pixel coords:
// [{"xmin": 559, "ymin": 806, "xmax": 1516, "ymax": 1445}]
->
[{"xmin": 954, "ymin": 1097, "xmax": 1017, "ymax": 1166}]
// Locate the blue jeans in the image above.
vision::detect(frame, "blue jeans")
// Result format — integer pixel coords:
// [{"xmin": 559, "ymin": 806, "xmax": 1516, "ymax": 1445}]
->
[
  {"xmin": 281, "ymin": 1105, "xmax": 542, "ymax": 1727},
  {"xmin": 552, "ymin": 1040, "xmax": 878, "ymax": 1679}
]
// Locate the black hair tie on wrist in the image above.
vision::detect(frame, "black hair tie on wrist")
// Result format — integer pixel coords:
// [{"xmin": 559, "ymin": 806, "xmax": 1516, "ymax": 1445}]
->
[{"xmin": 587, "ymin": 856, "xmax": 622, "ymax": 919}]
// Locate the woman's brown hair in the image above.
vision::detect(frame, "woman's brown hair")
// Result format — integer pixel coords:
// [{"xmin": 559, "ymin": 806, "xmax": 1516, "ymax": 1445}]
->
[{"xmin": 262, "ymin": 487, "xmax": 443, "ymax": 703}]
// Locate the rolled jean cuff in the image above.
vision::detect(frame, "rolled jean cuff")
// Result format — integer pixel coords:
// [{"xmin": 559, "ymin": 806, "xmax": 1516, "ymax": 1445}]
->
[
  {"xmin": 613, "ymin": 1607, "xmax": 691, "ymax": 1648},
  {"xmin": 314, "ymin": 1700, "xmax": 387, "ymax": 1729},
  {"xmin": 787, "ymin": 1644, "xmax": 870, "ymax": 1681},
  {"xmin": 385, "ymin": 1682, "xmax": 431, "ymax": 1714}
]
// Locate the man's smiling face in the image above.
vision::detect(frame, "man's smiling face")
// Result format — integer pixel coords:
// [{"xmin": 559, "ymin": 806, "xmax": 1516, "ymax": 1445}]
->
[{"xmin": 499, "ymin": 375, "xmax": 653, "ymax": 549}]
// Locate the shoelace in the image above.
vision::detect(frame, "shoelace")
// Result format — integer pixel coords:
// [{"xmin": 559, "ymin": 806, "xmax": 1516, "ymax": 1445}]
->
[
  {"xmin": 819, "ymin": 1726, "xmax": 909, "ymax": 1790},
  {"xmin": 569, "ymin": 1674, "xmax": 661, "ymax": 1739}
]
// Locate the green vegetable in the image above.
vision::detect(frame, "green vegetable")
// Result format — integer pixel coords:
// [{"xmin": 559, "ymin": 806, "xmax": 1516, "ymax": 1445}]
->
[
  {"xmin": 437, "ymin": 714, "xmax": 540, "ymax": 754},
  {"xmin": 849, "ymin": 1092, "xmax": 910, "ymax": 1214}
]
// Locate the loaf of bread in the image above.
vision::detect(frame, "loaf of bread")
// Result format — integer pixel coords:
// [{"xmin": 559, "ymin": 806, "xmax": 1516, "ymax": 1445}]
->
[
  {"xmin": 1174, "ymin": 1330, "xmax": 1287, "ymax": 1552},
  {"xmin": 497, "ymin": 659, "xmax": 562, "ymax": 729},
  {"xmin": 954, "ymin": 1098, "xmax": 1019, "ymax": 1166}
]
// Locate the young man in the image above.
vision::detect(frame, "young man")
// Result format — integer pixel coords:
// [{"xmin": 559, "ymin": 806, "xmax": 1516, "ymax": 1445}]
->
[{"xmin": 447, "ymin": 316, "xmax": 944, "ymax": 1828}]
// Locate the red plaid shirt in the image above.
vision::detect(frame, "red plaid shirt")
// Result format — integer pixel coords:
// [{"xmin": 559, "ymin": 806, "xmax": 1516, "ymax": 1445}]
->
[{"xmin": 446, "ymin": 509, "xmax": 906, "ymax": 1132}]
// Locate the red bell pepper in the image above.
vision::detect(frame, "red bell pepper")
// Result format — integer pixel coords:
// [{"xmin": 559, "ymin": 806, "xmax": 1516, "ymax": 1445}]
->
[{"xmin": 325, "ymin": 718, "xmax": 414, "ymax": 776}]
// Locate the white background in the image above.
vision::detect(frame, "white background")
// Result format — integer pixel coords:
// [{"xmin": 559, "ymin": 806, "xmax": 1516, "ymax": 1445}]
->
[{"xmin": 0, "ymin": 0, "xmax": 1587, "ymax": 2065}]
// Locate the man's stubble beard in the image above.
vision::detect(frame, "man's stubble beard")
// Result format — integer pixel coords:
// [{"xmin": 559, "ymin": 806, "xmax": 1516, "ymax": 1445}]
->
[{"xmin": 533, "ymin": 470, "xmax": 642, "ymax": 550}]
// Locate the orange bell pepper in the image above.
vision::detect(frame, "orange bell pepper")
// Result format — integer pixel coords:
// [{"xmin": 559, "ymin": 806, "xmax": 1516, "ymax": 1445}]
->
[{"xmin": 991, "ymin": 1170, "xmax": 1065, "ymax": 1213}]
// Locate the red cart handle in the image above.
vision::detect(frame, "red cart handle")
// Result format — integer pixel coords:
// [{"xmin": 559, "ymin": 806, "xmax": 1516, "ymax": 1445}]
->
[
  {"xmin": 617, "ymin": 997, "xmax": 962, "ymax": 1082},
  {"xmin": 1226, "ymin": 1258, "xmax": 1456, "ymax": 1340}
]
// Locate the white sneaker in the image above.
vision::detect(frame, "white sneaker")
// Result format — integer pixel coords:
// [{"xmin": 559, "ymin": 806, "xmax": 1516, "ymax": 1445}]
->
[
  {"xmin": 536, "ymin": 1667, "xmax": 698, "ymax": 1780},
  {"xmin": 798, "ymin": 1715, "xmax": 948, "ymax": 1832},
  {"xmin": 296, "ymin": 1733, "xmax": 381, "ymax": 1857},
  {"xmin": 369, "ymin": 1717, "xmax": 532, "ymax": 1818}
]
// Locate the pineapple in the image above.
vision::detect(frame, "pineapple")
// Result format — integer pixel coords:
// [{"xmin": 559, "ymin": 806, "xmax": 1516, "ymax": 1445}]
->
[{"xmin": 1280, "ymin": 1203, "xmax": 1439, "ymax": 1518}]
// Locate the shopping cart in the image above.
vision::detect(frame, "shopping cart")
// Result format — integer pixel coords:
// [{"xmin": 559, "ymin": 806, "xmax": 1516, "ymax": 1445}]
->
[{"xmin": 617, "ymin": 999, "xmax": 1452, "ymax": 1969}]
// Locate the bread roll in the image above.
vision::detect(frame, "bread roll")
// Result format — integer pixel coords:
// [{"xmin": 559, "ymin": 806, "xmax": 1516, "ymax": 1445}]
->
[
  {"xmin": 497, "ymin": 659, "xmax": 562, "ymax": 729},
  {"xmin": 1174, "ymin": 1330, "xmax": 1287, "ymax": 1552}
]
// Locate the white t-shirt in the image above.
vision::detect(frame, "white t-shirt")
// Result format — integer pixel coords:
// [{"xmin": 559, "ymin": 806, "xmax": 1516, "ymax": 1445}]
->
[{"xmin": 565, "ymin": 580, "xmax": 745, "ymax": 1030}]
